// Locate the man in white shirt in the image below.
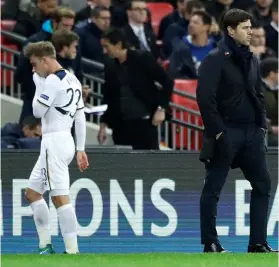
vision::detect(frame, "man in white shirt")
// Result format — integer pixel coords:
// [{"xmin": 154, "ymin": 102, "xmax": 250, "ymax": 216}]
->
[{"xmin": 23, "ymin": 41, "xmax": 89, "ymax": 254}]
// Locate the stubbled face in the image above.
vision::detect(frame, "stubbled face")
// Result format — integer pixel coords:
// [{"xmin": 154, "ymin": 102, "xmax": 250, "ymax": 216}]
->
[
  {"xmin": 101, "ymin": 38, "xmax": 121, "ymax": 58},
  {"xmin": 228, "ymin": 19, "xmax": 252, "ymax": 46},
  {"xmin": 23, "ymin": 124, "xmax": 42, "ymax": 138},
  {"xmin": 251, "ymin": 27, "xmax": 266, "ymax": 46}
]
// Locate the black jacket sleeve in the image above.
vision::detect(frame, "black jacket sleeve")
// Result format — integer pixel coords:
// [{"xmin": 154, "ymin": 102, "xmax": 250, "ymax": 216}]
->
[
  {"xmin": 196, "ymin": 52, "xmax": 225, "ymax": 138},
  {"xmin": 142, "ymin": 52, "xmax": 174, "ymax": 109},
  {"xmin": 255, "ymin": 58, "xmax": 267, "ymax": 129}
]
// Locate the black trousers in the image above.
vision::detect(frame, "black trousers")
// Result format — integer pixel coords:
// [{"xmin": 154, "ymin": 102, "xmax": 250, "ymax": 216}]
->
[
  {"xmin": 200, "ymin": 126, "xmax": 271, "ymax": 245},
  {"xmin": 112, "ymin": 118, "xmax": 159, "ymax": 150}
]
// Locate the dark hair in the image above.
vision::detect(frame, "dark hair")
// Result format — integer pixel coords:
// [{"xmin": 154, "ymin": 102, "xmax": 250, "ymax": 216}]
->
[
  {"xmin": 191, "ymin": 10, "xmax": 212, "ymax": 25},
  {"xmin": 185, "ymin": 0, "xmax": 204, "ymax": 14},
  {"xmin": 127, "ymin": 0, "xmax": 146, "ymax": 10},
  {"xmin": 222, "ymin": 8, "xmax": 252, "ymax": 30},
  {"xmin": 102, "ymin": 28, "xmax": 128, "ymax": 49},
  {"xmin": 22, "ymin": 116, "xmax": 41, "ymax": 129},
  {"xmin": 91, "ymin": 6, "xmax": 110, "ymax": 18},
  {"xmin": 251, "ymin": 20, "xmax": 263, "ymax": 29},
  {"xmin": 260, "ymin": 57, "xmax": 278, "ymax": 78},
  {"xmin": 51, "ymin": 29, "xmax": 79, "ymax": 53}
]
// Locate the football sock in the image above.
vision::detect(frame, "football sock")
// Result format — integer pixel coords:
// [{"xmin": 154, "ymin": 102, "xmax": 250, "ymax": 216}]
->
[
  {"xmin": 30, "ymin": 198, "xmax": 51, "ymax": 249},
  {"xmin": 57, "ymin": 203, "xmax": 79, "ymax": 254}
]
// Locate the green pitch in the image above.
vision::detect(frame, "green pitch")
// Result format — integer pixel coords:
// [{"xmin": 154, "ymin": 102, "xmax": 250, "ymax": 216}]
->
[{"xmin": 2, "ymin": 253, "xmax": 278, "ymax": 267}]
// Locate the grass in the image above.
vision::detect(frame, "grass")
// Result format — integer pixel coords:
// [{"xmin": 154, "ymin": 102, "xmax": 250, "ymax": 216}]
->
[{"xmin": 1, "ymin": 253, "xmax": 278, "ymax": 267}]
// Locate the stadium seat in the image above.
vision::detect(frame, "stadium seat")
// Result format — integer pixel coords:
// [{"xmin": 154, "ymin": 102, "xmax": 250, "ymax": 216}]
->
[
  {"xmin": 174, "ymin": 79, "xmax": 198, "ymax": 96},
  {"xmin": 147, "ymin": 3, "xmax": 173, "ymax": 36},
  {"xmin": 171, "ymin": 80, "xmax": 203, "ymax": 150},
  {"xmin": 1, "ymin": 44, "xmax": 18, "ymax": 88},
  {"xmin": 0, "ymin": 20, "xmax": 16, "ymax": 32}
]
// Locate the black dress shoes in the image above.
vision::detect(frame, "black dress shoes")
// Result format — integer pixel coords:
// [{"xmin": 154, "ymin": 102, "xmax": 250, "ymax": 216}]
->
[
  {"xmin": 248, "ymin": 242, "xmax": 278, "ymax": 253},
  {"xmin": 204, "ymin": 242, "xmax": 230, "ymax": 253}
]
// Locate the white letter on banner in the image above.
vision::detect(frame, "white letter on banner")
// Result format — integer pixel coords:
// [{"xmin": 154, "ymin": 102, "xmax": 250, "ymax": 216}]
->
[
  {"xmin": 13, "ymin": 179, "xmax": 32, "ymax": 236},
  {"xmin": 235, "ymin": 180, "xmax": 251, "ymax": 235},
  {"xmin": 267, "ymin": 186, "xmax": 278, "ymax": 235},
  {"xmin": 151, "ymin": 179, "xmax": 177, "ymax": 237},
  {"xmin": 71, "ymin": 178, "xmax": 103, "ymax": 236},
  {"xmin": 110, "ymin": 179, "xmax": 143, "ymax": 236},
  {"xmin": 0, "ymin": 179, "xmax": 3, "ymax": 236}
]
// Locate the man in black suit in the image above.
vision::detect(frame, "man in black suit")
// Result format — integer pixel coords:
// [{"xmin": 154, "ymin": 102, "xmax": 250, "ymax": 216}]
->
[
  {"xmin": 122, "ymin": 0, "xmax": 159, "ymax": 59},
  {"xmin": 197, "ymin": 9, "xmax": 277, "ymax": 253},
  {"xmin": 98, "ymin": 28, "xmax": 173, "ymax": 149}
]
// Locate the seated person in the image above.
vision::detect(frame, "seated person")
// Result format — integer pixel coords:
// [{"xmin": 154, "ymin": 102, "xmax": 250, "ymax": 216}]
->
[{"xmin": 1, "ymin": 116, "xmax": 41, "ymax": 147}]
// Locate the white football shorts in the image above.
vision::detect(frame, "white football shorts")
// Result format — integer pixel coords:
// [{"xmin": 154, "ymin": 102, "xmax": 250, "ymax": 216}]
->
[{"xmin": 28, "ymin": 131, "xmax": 75, "ymax": 196}]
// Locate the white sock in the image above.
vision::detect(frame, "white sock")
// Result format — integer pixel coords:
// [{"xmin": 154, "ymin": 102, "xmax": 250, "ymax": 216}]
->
[
  {"xmin": 30, "ymin": 199, "xmax": 51, "ymax": 249},
  {"xmin": 57, "ymin": 204, "xmax": 79, "ymax": 254}
]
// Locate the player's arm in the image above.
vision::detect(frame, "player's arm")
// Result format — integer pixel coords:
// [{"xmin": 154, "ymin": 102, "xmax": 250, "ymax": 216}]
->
[
  {"xmin": 74, "ymin": 92, "xmax": 86, "ymax": 152},
  {"xmin": 32, "ymin": 75, "xmax": 60, "ymax": 118}
]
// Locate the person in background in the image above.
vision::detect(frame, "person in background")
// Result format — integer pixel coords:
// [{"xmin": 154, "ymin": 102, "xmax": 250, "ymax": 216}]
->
[
  {"xmin": 16, "ymin": 7, "xmax": 76, "ymax": 125},
  {"xmin": 264, "ymin": 1, "xmax": 278, "ymax": 56},
  {"xmin": 163, "ymin": 0, "xmax": 205, "ymax": 58},
  {"xmin": 122, "ymin": 0, "xmax": 159, "ymax": 59},
  {"xmin": 249, "ymin": 23, "xmax": 276, "ymax": 60},
  {"xmin": 260, "ymin": 57, "xmax": 278, "ymax": 146},
  {"xmin": 76, "ymin": 6, "xmax": 111, "ymax": 64},
  {"xmin": 1, "ymin": 116, "xmax": 41, "ymax": 147},
  {"xmin": 98, "ymin": 28, "xmax": 173, "ymax": 150},
  {"xmin": 168, "ymin": 11, "xmax": 215, "ymax": 79},
  {"xmin": 13, "ymin": 0, "xmax": 58, "ymax": 40},
  {"xmin": 157, "ymin": 0, "xmax": 187, "ymax": 41},
  {"xmin": 249, "ymin": 0, "xmax": 273, "ymax": 27},
  {"xmin": 51, "ymin": 29, "xmax": 81, "ymax": 78}
]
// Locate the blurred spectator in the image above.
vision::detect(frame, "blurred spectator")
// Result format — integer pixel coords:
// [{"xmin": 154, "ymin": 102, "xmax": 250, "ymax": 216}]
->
[
  {"xmin": 157, "ymin": 0, "xmax": 186, "ymax": 41},
  {"xmin": 13, "ymin": 0, "xmax": 58, "ymax": 40},
  {"xmin": 51, "ymin": 29, "xmax": 82, "ymax": 79},
  {"xmin": 260, "ymin": 57, "xmax": 278, "ymax": 146},
  {"xmin": 98, "ymin": 28, "xmax": 173, "ymax": 149},
  {"xmin": 250, "ymin": 23, "xmax": 276, "ymax": 60},
  {"xmin": 264, "ymin": 1, "xmax": 278, "ymax": 56},
  {"xmin": 122, "ymin": 0, "xmax": 159, "ymax": 59},
  {"xmin": 16, "ymin": 6, "xmax": 76, "ymax": 125},
  {"xmin": 75, "ymin": 0, "xmax": 128, "ymax": 28},
  {"xmin": 204, "ymin": 0, "xmax": 233, "ymax": 24},
  {"xmin": 163, "ymin": 0, "xmax": 205, "ymax": 59},
  {"xmin": 1, "ymin": 116, "xmax": 41, "ymax": 148},
  {"xmin": 76, "ymin": 6, "xmax": 111, "ymax": 64},
  {"xmin": 249, "ymin": 0, "xmax": 273, "ymax": 27},
  {"xmin": 168, "ymin": 10, "xmax": 214, "ymax": 79}
]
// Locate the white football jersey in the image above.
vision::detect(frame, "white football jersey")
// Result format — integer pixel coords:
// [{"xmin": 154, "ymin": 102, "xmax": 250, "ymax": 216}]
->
[{"xmin": 33, "ymin": 69, "xmax": 84, "ymax": 134}]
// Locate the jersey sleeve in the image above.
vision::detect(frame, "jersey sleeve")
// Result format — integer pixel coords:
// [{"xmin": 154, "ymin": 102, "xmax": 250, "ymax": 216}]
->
[
  {"xmin": 77, "ymin": 87, "xmax": 85, "ymax": 110},
  {"xmin": 37, "ymin": 74, "xmax": 60, "ymax": 107},
  {"xmin": 32, "ymin": 74, "xmax": 60, "ymax": 118}
]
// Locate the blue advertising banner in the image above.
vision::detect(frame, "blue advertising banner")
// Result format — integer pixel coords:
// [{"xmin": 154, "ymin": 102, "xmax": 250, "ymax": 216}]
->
[{"xmin": 1, "ymin": 151, "xmax": 278, "ymax": 254}]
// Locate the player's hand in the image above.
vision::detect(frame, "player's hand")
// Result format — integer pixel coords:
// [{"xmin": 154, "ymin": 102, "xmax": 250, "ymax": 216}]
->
[
  {"xmin": 76, "ymin": 151, "xmax": 89, "ymax": 172},
  {"xmin": 98, "ymin": 123, "xmax": 107, "ymax": 144},
  {"xmin": 152, "ymin": 109, "xmax": 165, "ymax": 126}
]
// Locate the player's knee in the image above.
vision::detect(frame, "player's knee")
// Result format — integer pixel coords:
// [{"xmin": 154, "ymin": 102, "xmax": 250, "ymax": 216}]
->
[
  {"xmin": 51, "ymin": 195, "xmax": 70, "ymax": 209},
  {"xmin": 25, "ymin": 188, "xmax": 42, "ymax": 203}
]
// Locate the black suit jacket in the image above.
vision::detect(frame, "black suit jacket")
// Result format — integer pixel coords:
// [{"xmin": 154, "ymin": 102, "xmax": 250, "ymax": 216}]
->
[
  {"xmin": 122, "ymin": 24, "xmax": 159, "ymax": 59},
  {"xmin": 197, "ymin": 39, "xmax": 267, "ymax": 165},
  {"xmin": 101, "ymin": 49, "xmax": 174, "ymax": 128}
]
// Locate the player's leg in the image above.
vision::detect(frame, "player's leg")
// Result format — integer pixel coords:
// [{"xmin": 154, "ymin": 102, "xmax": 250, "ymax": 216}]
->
[
  {"xmin": 47, "ymin": 136, "xmax": 78, "ymax": 254},
  {"xmin": 51, "ymin": 194, "xmax": 79, "ymax": 254},
  {"xmin": 26, "ymin": 156, "xmax": 53, "ymax": 253}
]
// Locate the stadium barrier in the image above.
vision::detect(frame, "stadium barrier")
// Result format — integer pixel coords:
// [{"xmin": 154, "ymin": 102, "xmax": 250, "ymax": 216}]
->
[
  {"xmin": 1, "ymin": 30, "xmax": 203, "ymax": 150},
  {"xmin": 1, "ymin": 149, "xmax": 278, "ymax": 254}
]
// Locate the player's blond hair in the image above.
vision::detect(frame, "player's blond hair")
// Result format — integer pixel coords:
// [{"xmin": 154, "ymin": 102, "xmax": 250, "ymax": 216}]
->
[{"xmin": 23, "ymin": 41, "xmax": 56, "ymax": 59}]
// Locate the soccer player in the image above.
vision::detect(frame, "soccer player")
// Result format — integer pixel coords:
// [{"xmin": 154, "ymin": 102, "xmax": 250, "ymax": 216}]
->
[{"xmin": 23, "ymin": 41, "xmax": 89, "ymax": 254}]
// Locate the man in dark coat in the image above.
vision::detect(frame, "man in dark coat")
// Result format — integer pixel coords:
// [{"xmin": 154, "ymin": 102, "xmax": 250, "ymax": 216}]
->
[{"xmin": 196, "ymin": 9, "xmax": 277, "ymax": 253}]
